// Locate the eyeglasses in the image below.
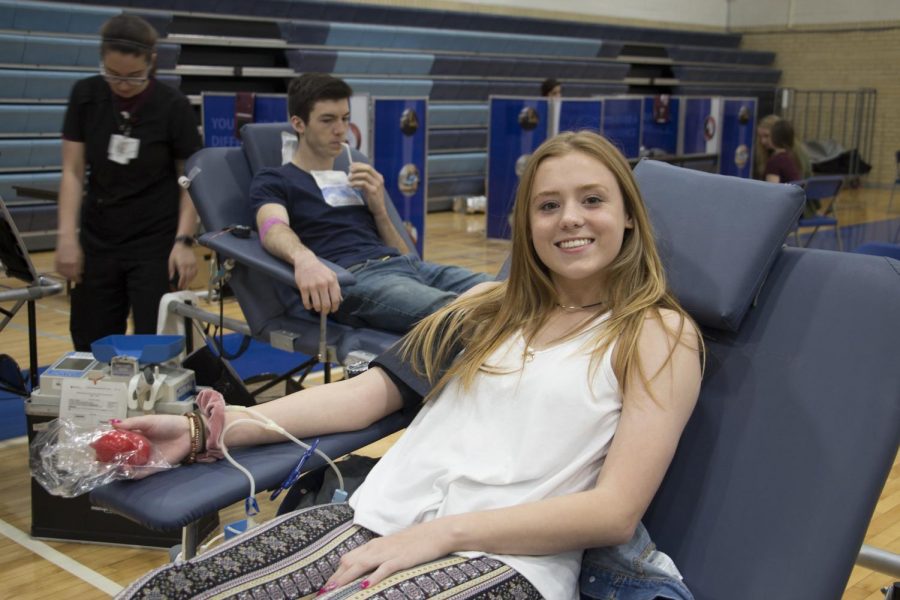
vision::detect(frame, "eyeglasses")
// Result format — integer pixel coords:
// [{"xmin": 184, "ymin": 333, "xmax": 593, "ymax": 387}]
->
[{"xmin": 99, "ymin": 64, "xmax": 150, "ymax": 86}]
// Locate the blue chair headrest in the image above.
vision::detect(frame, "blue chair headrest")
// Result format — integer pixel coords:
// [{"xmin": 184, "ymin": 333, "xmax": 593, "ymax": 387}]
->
[
  {"xmin": 241, "ymin": 122, "xmax": 371, "ymax": 173},
  {"xmin": 634, "ymin": 160, "xmax": 805, "ymax": 331},
  {"xmin": 241, "ymin": 122, "xmax": 294, "ymax": 173}
]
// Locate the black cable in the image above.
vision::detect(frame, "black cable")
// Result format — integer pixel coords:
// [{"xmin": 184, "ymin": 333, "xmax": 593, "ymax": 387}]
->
[{"xmin": 207, "ymin": 282, "xmax": 252, "ymax": 360}]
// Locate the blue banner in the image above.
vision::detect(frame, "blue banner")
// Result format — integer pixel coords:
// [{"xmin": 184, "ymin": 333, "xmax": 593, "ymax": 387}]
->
[
  {"xmin": 682, "ymin": 98, "xmax": 712, "ymax": 155},
  {"xmin": 641, "ymin": 95, "xmax": 680, "ymax": 155},
  {"xmin": 372, "ymin": 98, "xmax": 428, "ymax": 256},
  {"xmin": 558, "ymin": 99, "xmax": 602, "ymax": 134},
  {"xmin": 487, "ymin": 97, "xmax": 548, "ymax": 239},
  {"xmin": 601, "ymin": 98, "xmax": 642, "ymax": 159},
  {"xmin": 720, "ymin": 99, "xmax": 757, "ymax": 178},
  {"xmin": 201, "ymin": 94, "xmax": 288, "ymax": 147}
]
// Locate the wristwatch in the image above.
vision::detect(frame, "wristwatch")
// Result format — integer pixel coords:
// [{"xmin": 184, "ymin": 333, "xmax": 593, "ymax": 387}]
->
[{"xmin": 174, "ymin": 235, "xmax": 196, "ymax": 247}]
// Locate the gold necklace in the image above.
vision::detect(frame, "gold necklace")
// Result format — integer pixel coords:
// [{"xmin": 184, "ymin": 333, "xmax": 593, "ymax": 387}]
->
[{"xmin": 556, "ymin": 300, "xmax": 606, "ymax": 312}]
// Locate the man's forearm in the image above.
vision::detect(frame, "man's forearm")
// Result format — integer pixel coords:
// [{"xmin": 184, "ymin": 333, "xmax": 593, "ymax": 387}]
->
[
  {"xmin": 262, "ymin": 223, "xmax": 316, "ymax": 266},
  {"xmin": 373, "ymin": 211, "xmax": 411, "ymax": 254}
]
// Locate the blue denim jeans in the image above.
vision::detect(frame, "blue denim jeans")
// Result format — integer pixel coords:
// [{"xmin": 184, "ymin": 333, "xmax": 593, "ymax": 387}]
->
[
  {"xmin": 333, "ymin": 255, "xmax": 491, "ymax": 333},
  {"xmin": 580, "ymin": 522, "xmax": 694, "ymax": 600}
]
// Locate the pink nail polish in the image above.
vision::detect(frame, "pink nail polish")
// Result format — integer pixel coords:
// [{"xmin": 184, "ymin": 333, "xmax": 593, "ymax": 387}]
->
[
  {"xmin": 109, "ymin": 419, "xmax": 121, "ymax": 424},
  {"xmin": 360, "ymin": 580, "xmax": 370, "ymax": 589}
]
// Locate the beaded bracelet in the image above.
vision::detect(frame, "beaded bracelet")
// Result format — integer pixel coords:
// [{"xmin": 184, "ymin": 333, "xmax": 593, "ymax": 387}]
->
[{"xmin": 183, "ymin": 412, "xmax": 202, "ymax": 465}]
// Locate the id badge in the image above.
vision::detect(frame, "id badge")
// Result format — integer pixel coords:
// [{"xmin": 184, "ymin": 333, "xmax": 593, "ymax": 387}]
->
[
  {"xmin": 311, "ymin": 170, "xmax": 365, "ymax": 208},
  {"xmin": 108, "ymin": 134, "xmax": 140, "ymax": 165}
]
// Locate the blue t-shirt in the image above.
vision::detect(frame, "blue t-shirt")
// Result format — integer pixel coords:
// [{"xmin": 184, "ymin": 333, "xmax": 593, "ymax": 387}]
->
[{"xmin": 250, "ymin": 163, "xmax": 399, "ymax": 269}]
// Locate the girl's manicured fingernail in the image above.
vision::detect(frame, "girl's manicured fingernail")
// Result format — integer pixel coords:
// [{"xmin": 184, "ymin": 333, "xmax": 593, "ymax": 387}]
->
[
  {"xmin": 318, "ymin": 581, "xmax": 337, "ymax": 595},
  {"xmin": 360, "ymin": 580, "xmax": 370, "ymax": 589},
  {"xmin": 109, "ymin": 419, "xmax": 121, "ymax": 424}
]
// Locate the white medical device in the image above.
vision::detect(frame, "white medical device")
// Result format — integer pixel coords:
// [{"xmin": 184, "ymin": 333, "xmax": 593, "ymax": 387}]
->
[{"xmin": 30, "ymin": 351, "xmax": 196, "ymax": 417}]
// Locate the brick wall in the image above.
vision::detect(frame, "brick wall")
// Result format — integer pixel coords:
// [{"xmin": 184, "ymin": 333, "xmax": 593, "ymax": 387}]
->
[{"xmin": 739, "ymin": 25, "xmax": 900, "ymax": 186}]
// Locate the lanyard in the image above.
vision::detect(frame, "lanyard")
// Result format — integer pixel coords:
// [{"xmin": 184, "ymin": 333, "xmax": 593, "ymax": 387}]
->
[{"xmin": 112, "ymin": 109, "xmax": 133, "ymax": 138}]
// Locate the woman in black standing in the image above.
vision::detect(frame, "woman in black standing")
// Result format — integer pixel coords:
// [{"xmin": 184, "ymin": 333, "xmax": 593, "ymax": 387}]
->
[{"xmin": 55, "ymin": 14, "xmax": 202, "ymax": 351}]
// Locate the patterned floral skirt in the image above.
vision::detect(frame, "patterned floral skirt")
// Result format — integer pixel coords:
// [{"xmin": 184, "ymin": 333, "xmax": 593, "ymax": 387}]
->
[{"xmin": 118, "ymin": 504, "xmax": 544, "ymax": 600}]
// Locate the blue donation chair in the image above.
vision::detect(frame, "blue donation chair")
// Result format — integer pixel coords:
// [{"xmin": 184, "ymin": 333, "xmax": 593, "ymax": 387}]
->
[
  {"xmin": 853, "ymin": 241, "xmax": 900, "ymax": 260},
  {"xmin": 184, "ymin": 122, "xmax": 416, "ymax": 390},
  {"xmin": 91, "ymin": 161, "xmax": 900, "ymax": 599},
  {"xmin": 792, "ymin": 174, "xmax": 845, "ymax": 250}
]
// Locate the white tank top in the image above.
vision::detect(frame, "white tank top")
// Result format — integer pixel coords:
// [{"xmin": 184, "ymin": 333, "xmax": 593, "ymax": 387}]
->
[{"xmin": 350, "ymin": 313, "xmax": 622, "ymax": 599}]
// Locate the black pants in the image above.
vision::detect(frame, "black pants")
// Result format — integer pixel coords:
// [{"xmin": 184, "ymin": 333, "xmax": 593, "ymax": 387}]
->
[{"xmin": 70, "ymin": 253, "xmax": 170, "ymax": 352}]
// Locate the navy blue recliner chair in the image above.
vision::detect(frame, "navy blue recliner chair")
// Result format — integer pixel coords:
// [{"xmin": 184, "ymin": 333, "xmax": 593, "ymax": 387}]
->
[
  {"xmin": 193, "ymin": 121, "xmax": 417, "ymax": 365},
  {"xmin": 91, "ymin": 161, "xmax": 900, "ymax": 598}
]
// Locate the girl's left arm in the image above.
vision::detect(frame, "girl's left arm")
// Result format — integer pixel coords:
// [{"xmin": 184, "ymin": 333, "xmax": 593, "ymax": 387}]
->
[
  {"xmin": 325, "ymin": 309, "xmax": 702, "ymax": 588},
  {"xmin": 168, "ymin": 159, "xmax": 199, "ymax": 289}
]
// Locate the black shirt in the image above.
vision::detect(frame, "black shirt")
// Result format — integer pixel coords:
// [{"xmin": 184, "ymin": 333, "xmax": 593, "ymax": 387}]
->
[{"xmin": 62, "ymin": 76, "xmax": 201, "ymax": 258}]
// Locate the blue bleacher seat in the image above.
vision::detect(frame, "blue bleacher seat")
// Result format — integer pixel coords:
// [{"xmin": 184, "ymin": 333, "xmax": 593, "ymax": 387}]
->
[
  {"xmin": 0, "ymin": 105, "xmax": 65, "ymax": 136},
  {"xmin": 287, "ymin": 49, "xmax": 435, "ymax": 77},
  {"xmin": 428, "ymin": 104, "xmax": 488, "ymax": 128},
  {"xmin": 281, "ymin": 22, "xmax": 605, "ymax": 59},
  {"xmin": 667, "ymin": 45, "xmax": 775, "ymax": 66},
  {"xmin": 343, "ymin": 77, "xmax": 433, "ymax": 98},
  {"xmin": 0, "ymin": 34, "xmax": 178, "ymax": 70},
  {"xmin": 428, "ymin": 129, "xmax": 487, "ymax": 153},
  {"xmin": 0, "ymin": 69, "xmax": 181, "ymax": 100},
  {"xmin": 0, "ymin": 139, "xmax": 61, "ymax": 170},
  {"xmin": 0, "ymin": 69, "xmax": 90, "ymax": 100},
  {"xmin": 0, "ymin": 0, "xmax": 116, "ymax": 35},
  {"xmin": 429, "ymin": 55, "xmax": 630, "ymax": 80},
  {"xmin": 428, "ymin": 175, "xmax": 484, "ymax": 198},
  {"xmin": 672, "ymin": 65, "xmax": 781, "ymax": 84},
  {"xmin": 427, "ymin": 152, "xmax": 486, "ymax": 177},
  {"xmin": 0, "ymin": 171, "xmax": 61, "ymax": 204},
  {"xmin": 7, "ymin": 200, "xmax": 57, "ymax": 234}
]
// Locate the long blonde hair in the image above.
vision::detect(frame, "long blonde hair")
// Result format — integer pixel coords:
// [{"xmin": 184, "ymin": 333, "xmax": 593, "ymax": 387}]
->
[
  {"xmin": 754, "ymin": 114, "xmax": 780, "ymax": 180},
  {"xmin": 402, "ymin": 131, "xmax": 699, "ymax": 400}
]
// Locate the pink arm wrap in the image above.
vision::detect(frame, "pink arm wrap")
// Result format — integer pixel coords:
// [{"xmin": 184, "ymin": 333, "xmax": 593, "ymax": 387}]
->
[
  {"xmin": 259, "ymin": 216, "xmax": 288, "ymax": 243},
  {"xmin": 195, "ymin": 388, "xmax": 226, "ymax": 463}
]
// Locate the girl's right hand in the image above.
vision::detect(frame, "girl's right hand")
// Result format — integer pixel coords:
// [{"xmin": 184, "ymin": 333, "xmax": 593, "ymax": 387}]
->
[
  {"xmin": 55, "ymin": 237, "xmax": 83, "ymax": 283},
  {"xmin": 112, "ymin": 414, "xmax": 192, "ymax": 471}
]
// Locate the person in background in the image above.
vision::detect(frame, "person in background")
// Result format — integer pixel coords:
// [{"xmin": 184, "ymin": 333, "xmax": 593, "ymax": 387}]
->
[
  {"xmin": 753, "ymin": 114, "xmax": 779, "ymax": 180},
  {"xmin": 764, "ymin": 119, "xmax": 803, "ymax": 184},
  {"xmin": 755, "ymin": 114, "xmax": 812, "ymax": 181},
  {"xmin": 114, "ymin": 130, "xmax": 702, "ymax": 600},
  {"xmin": 55, "ymin": 14, "xmax": 201, "ymax": 351},
  {"xmin": 541, "ymin": 77, "xmax": 562, "ymax": 98}
]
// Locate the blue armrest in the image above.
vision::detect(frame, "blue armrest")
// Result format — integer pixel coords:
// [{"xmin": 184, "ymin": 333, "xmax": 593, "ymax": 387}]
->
[
  {"xmin": 199, "ymin": 230, "xmax": 356, "ymax": 289},
  {"xmin": 89, "ymin": 411, "xmax": 411, "ymax": 531}
]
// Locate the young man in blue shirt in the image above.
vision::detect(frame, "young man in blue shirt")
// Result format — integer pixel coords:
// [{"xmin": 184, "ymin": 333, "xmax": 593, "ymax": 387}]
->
[{"xmin": 252, "ymin": 73, "xmax": 490, "ymax": 333}]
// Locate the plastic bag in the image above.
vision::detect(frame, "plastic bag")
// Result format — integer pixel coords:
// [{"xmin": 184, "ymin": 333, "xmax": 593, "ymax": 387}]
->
[{"xmin": 29, "ymin": 419, "xmax": 176, "ymax": 498}]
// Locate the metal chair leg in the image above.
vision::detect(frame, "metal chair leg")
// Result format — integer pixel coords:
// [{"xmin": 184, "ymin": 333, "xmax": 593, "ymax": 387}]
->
[{"xmin": 803, "ymin": 226, "xmax": 821, "ymax": 248}]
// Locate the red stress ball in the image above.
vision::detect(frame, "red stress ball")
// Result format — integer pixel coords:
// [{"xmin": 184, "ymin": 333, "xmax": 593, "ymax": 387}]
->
[{"xmin": 90, "ymin": 430, "xmax": 152, "ymax": 466}]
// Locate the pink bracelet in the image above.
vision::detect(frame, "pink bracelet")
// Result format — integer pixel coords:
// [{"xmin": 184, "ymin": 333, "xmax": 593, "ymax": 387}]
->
[
  {"xmin": 259, "ymin": 216, "xmax": 288, "ymax": 244},
  {"xmin": 195, "ymin": 388, "xmax": 226, "ymax": 462}
]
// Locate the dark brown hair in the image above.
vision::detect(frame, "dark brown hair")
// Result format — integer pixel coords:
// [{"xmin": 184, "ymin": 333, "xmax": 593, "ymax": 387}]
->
[
  {"xmin": 287, "ymin": 73, "xmax": 353, "ymax": 124},
  {"xmin": 100, "ymin": 14, "xmax": 157, "ymax": 63}
]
